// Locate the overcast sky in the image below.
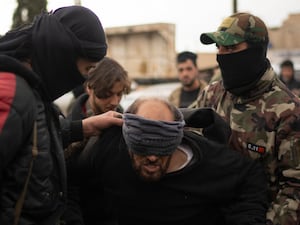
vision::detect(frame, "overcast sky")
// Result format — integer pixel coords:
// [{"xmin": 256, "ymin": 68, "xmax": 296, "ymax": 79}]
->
[{"xmin": 1, "ymin": 0, "xmax": 300, "ymax": 52}]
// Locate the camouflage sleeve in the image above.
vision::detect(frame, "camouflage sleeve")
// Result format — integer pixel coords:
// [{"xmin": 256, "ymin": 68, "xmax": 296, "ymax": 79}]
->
[
  {"xmin": 196, "ymin": 82, "xmax": 222, "ymax": 108},
  {"xmin": 266, "ymin": 107, "xmax": 300, "ymax": 225},
  {"xmin": 195, "ymin": 86, "xmax": 206, "ymax": 108}
]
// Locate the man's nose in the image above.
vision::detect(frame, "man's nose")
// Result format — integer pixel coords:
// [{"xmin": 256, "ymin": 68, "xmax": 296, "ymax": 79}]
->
[{"xmin": 146, "ymin": 155, "xmax": 159, "ymax": 161}]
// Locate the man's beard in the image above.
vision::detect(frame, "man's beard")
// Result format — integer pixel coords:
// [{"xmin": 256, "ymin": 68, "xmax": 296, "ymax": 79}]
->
[
  {"xmin": 131, "ymin": 155, "xmax": 171, "ymax": 182},
  {"xmin": 182, "ymin": 77, "xmax": 196, "ymax": 88}
]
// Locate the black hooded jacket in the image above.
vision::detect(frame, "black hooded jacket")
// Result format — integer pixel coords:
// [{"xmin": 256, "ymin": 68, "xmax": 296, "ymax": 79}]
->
[
  {"xmin": 0, "ymin": 55, "xmax": 68, "ymax": 225},
  {"xmin": 0, "ymin": 6, "xmax": 107, "ymax": 225},
  {"xmin": 63, "ymin": 108, "xmax": 268, "ymax": 225}
]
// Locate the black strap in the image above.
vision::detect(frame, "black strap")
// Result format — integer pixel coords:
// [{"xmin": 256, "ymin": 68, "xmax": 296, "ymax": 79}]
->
[{"xmin": 14, "ymin": 121, "xmax": 38, "ymax": 225}]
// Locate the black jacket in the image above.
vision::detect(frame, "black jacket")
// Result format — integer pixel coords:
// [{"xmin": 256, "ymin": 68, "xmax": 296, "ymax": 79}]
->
[
  {"xmin": 0, "ymin": 55, "xmax": 80, "ymax": 225},
  {"xmin": 64, "ymin": 109, "xmax": 268, "ymax": 225}
]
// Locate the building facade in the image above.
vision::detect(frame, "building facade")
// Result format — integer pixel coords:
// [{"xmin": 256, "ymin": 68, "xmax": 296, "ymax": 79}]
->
[
  {"xmin": 106, "ymin": 23, "xmax": 177, "ymax": 79},
  {"xmin": 268, "ymin": 13, "xmax": 300, "ymax": 72},
  {"xmin": 105, "ymin": 13, "xmax": 300, "ymax": 80}
]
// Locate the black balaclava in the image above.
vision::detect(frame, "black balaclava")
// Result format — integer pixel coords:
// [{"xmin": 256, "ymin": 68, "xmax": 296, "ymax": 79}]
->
[
  {"xmin": 200, "ymin": 13, "xmax": 270, "ymax": 96},
  {"xmin": 217, "ymin": 46, "xmax": 268, "ymax": 96},
  {"xmin": 0, "ymin": 6, "xmax": 107, "ymax": 101}
]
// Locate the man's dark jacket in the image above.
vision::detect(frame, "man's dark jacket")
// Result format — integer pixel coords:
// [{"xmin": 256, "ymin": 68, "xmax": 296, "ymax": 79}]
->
[
  {"xmin": 0, "ymin": 55, "xmax": 81, "ymax": 225},
  {"xmin": 64, "ymin": 108, "xmax": 269, "ymax": 225}
]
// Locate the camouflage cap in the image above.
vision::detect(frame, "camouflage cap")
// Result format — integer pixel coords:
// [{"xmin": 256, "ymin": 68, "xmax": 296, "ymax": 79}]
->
[{"xmin": 200, "ymin": 12, "xmax": 268, "ymax": 46}]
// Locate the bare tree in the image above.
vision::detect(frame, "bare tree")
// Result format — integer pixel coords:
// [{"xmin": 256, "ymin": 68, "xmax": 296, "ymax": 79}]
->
[{"xmin": 12, "ymin": 0, "xmax": 47, "ymax": 29}]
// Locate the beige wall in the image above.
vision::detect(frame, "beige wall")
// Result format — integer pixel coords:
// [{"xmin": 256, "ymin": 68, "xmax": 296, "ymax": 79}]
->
[
  {"xmin": 267, "ymin": 13, "xmax": 300, "ymax": 70},
  {"xmin": 106, "ymin": 23, "xmax": 177, "ymax": 79},
  {"xmin": 269, "ymin": 13, "xmax": 300, "ymax": 50},
  {"xmin": 197, "ymin": 52, "xmax": 218, "ymax": 70}
]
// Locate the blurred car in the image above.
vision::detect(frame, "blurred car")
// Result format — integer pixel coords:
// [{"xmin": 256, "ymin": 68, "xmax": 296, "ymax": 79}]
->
[{"xmin": 120, "ymin": 82, "xmax": 180, "ymax": 111}]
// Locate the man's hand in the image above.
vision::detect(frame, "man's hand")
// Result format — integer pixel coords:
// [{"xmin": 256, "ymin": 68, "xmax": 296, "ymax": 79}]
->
[{"xmin": 82, "ymin": 111, "xmax": 123, "ymax": 137}]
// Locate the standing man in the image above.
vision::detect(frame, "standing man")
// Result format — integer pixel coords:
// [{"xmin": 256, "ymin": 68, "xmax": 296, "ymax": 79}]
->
[
  {"xmin": 279, "ymin": 59, "xmax": 300, "ymax": 96},
  {"xmin": 0, "ymin": 6, "xmax": 122, "ymax": 225},
  {"xmin": 196, "ymin": 12, "xmax": 300, "ymax": 225},
  {"xmin": 169, "ymin": 51, "xmax": 207, "ymax": 107}
]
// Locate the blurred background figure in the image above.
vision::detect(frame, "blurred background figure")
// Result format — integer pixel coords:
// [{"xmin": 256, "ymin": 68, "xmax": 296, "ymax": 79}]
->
[
  {"xmin": 279, "ymin": 59, "xmax": 300, "ymax": 96},
  {"xmin": 168, "ymin": 51, "xmax": 207, "ymax": 108}
]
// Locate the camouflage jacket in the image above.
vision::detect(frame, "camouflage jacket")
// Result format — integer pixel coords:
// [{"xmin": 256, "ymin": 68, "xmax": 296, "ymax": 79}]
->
[{"xmin": 196, "ymin": 67, "xmax": 300, "ymax": 225}]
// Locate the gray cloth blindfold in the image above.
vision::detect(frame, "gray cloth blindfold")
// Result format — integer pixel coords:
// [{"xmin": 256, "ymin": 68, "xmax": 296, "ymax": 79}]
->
[{"xmin": 122, "ymin": 113, "xmax": 185, "ymax": 156}]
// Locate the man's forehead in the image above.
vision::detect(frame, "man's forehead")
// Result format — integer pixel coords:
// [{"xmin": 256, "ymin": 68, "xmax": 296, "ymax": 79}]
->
[
  {"xmin": 177, "ymin": 59, "xmax": 194, "ymax": 67},
  {"xmin": 136, "ymin": 100, "xmax": 174, "ymax": 121}
]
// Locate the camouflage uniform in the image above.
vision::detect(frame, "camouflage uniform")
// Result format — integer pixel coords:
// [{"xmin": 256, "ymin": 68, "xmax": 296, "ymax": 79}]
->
[
  {"xmin": 197, "ymin": 66, "xmax": 300, "ymax": 225},
  {"xmin": 197, "ymin": 12, "xmax": 300, "ymax": 225}
]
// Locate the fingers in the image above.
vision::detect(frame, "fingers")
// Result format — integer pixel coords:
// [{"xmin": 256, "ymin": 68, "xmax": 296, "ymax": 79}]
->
[
  {"xmin": 113, "ymin": 113, "xmax": 123, "ymax": 119},
  {"xmin": 111, "ymin": 117, "xmax": 123, "ymax": 126},
  {"xmin": 82, "ymin": 112, "xmax": 124, "ymax": 137},
  {"xmin": 104, "ymin": 110, "xmax": 123, "ymax": 119}
]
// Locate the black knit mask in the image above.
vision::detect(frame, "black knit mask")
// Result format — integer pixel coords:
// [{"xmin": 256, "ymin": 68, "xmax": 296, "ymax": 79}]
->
[
  {"xmin": 0, "ymin": 6, "xmax": 107, "ymax": 101},
  {"xmin": 217, "ymin": 47, "xmax": 268, "ymax": 96}
]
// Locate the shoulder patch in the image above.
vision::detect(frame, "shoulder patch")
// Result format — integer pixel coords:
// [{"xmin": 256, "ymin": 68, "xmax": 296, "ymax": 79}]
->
[{"xmin": 247, "ymin": 142, "xmax": 266, "ymax": 154}]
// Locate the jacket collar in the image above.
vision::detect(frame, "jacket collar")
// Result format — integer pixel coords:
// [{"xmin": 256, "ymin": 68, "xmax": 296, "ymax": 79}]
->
[{"xmin": 231, "ymin": 66, "xmax": 277, "ymax": 104}]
